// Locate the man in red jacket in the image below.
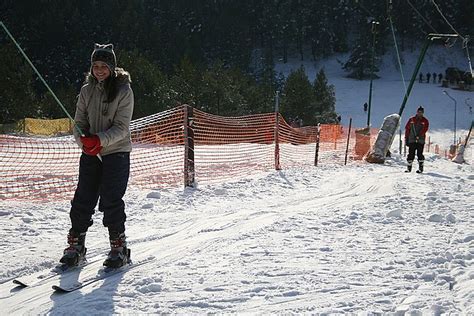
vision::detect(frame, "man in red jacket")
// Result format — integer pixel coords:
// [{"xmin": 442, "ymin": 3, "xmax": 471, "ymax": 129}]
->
[{"xmin": 405, "ymin": 106, "xmax": 429, "ymax": 173}]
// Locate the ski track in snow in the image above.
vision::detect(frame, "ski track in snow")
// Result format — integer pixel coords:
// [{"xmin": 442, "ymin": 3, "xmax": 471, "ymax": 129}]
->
[{"xmin": 0, "ymin": 155, "xmax": 472, "ymax": 314}]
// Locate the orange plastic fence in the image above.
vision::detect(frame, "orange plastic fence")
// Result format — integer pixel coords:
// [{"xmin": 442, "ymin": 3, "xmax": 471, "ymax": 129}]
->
[
  {"xmin": 0, "ymin": 107, "xmax": 185, "ymax": 200},
  {"xmin": 192, "ymin": 109, "xmax": 276, "ymax": 182},
  {"xmin": 128, "ymin": 107, "xmax": 185, "ymax": 188},
  {"xmin": 0, "ymin": 105, "xmax": 377, "ymax": 200},
  {"xmin": 0, "ymin": 135, "xmax": 80, "ymax": 199},
  {"xmin": 403, "ymin": 135, "xmax": 459, "ymax": 159}
]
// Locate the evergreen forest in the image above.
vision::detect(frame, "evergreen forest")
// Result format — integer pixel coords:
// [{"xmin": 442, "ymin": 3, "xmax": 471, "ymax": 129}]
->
[{"xmin": 1, "ymin": 0, "xmax": 472, "ymax": 125}]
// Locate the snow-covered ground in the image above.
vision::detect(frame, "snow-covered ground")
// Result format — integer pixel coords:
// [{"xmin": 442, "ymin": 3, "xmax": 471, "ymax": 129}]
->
[{"xmin": 0, "ymin": 45, "xmax": 473, "ymax": 314}]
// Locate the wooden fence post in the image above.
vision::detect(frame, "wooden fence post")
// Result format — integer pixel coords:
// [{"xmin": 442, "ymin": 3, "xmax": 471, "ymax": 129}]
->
[
  {"xmin": 274, "ymin": 91, "xmax": 281, "ymax": 170},
  {"xmin": 344, "ymin": 118, "xmax": 352, "ymax": 165},
  {"xmin": 183, "ymin": 105, "xmax": 195, "ymax": 187},
  {"xmin": 314, "ymin": 123, "xmax": 321, "ymax": 166}
]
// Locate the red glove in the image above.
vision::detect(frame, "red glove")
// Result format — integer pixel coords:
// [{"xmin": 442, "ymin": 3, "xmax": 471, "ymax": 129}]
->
[{"xmin": 80, "ymin": 135, "xmax": 102, "ymax": 156}]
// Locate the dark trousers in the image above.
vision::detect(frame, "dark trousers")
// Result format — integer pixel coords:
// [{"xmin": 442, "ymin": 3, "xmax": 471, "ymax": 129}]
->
[
  {"xmin": 407, "ymin": 143, "xmax": 425, "ymax": 163},
  {"xmin": 70, "ymin": 152, "xmax": 130, "ymax": 234}
]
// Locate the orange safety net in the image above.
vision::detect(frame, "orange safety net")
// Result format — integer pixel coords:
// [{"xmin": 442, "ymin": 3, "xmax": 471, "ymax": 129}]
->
[
  {"xmin": 0, "ymin": 107, "xmax": 185, "ymax": 200},
  {"xmin": 278, "ymin": 116, "xmax": 350, "ymax": 168},
  {"xmin": 0, "ymin": 105, "xmax": 378, "ymax": 201},
  {"xmin": 0, "ymin": 134, "xmax": 81, "ymax": 199},
  {"xmin": 404, "ymin": 135, "xmax": 464, "ymax": 159},
  {"xmin": 128, "ymin": 106, "xmax": 185, "ymax": 188},
  {"xmin": 192, "ymin": 109, "xmax": 276, "ymax": 183}
]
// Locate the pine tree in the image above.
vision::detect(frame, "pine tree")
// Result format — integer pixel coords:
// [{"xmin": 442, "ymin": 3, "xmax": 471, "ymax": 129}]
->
[
  {"xmin": 343, "ymin": 32, "xmax": 380, "ymax": 80},
  {"xmin": 38, "ymin": 83, "xmax": 77, "ymax": 119},
  {"xmin": 0, "ymin": 44, "xmax": 39, "ymax": 123},
  {"xmin": 313, "ymin": 68, "xmax": 337, "ymax": 124},
  {"xmin": 170, "ymin": 56, "xmax": 202, "ymax": 107},
  {"xmin": 200, "ymin": 61, "xmax": 229, "ymax": 115},
  {"xmin": 457, "ymin": 0, "xmax": 474, "ymax": 35},
  {"xmin": 313, "ymin": 68, "xmax": 335, "ymax": 113},
  {"xmin": 118, "ymin": 49, "xmax": 170, "ymax": 118},
  {"xmin": 280, "ymin": 66, "xmax": 315, "ymax": 125},
  {"xmin": 199, "ymin": 61, "xmax": 249, "ymax": 116}
]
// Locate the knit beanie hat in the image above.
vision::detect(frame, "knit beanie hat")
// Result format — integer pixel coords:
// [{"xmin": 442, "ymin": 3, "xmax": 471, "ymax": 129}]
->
[{"xmin": 91, "ymin": 43, "xmax": 116, "ymax": 73}]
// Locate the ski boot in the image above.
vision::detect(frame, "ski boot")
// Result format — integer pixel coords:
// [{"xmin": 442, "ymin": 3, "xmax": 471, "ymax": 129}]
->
[
  {"xmin": 405, "ymin": 160, "xmax": 413, "ymax": 173},
  {"xmin": 416, "ymin": 160, "xmax": 424, "ymax": 173},
  {"xmin": 60, "ymin": 229, "xmax": 87, "ymax": 267},
  {"xmin": 103, "ymin": 231, "xmax": 130, "ymax": 269}
]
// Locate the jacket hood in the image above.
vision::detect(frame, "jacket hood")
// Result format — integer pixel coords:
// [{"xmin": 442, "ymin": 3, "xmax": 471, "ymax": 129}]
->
[{"xmin": 85, "ymin": 67, "xmax": 131, "ymax": 85}]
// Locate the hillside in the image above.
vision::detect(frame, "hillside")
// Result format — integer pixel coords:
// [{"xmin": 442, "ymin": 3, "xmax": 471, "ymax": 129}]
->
[
  {"xmin": 276, "ymin": 43, "xmax": 473, "ymax": 149},
  {"xmin": 0, "ymin": 45, "xmax": 473, "ymax": 313}
]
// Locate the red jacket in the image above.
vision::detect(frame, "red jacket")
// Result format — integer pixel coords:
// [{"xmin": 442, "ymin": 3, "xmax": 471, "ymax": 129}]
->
[{"xmin": 405, "ymin": 115, "xmax": 429, "ymax": 144}]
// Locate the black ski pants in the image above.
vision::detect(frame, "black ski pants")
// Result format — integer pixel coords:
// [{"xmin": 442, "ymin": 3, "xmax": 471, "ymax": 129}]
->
[
  {"xmin": 70, "ymin": 152, "xmax": 130, "ymax": 234},
  {"xmin": 407, "ymin": 142, "xmax": 425, "ymax": 163}
]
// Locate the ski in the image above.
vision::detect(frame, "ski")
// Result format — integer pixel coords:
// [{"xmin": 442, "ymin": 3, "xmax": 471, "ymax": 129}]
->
[
  {"xmin": 51, "ymin": 256, "xmax": 153, "ymax": 293},
  {"xmin": 12, "ymin": 253, "xmax": 103, "ymax": 288},
  {"xmin": 12, "ymin": 261, "xmax": 89, "ymax": 288},
  {"xmin": 13, "ymin": 267, "xmax": 67, "ymax": 288}
]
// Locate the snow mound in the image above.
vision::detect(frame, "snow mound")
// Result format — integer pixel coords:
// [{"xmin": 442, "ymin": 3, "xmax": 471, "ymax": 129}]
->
[
  {"xmin": 146, "ymin": 191, "xmax": 161, "ymax": 199},
  {"xmin": 428, "ymin": 214, "xmax": 444, "ymax": 223}
]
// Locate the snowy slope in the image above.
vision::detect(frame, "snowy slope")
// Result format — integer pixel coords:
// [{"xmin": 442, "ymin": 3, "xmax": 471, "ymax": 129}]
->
[
  {"xmin": 276, "ymin": 43, "xmax": 473, "ymax": 149},
  {"xmin": 0, "ymin": 159, "xmax": 472, "ymax": 314},
  {"xmin": 0, "ymin": 46, "xmax": 473, "ymax": 314}
]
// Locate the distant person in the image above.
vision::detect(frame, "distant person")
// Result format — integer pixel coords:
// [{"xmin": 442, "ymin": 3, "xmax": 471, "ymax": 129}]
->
[
  {"xmin": 404, "ymin": 106, "xmax": 429, "ymax": 173},
  {"xmin": 296, "ymin": 116, "xmax": 303, "ymax": 127},
  {"xmin": 60, "ymin": 43, "xmax": 134, "ymax": 269},
  {"xmin": 290, "ymin": 117, "xmax": 299, "ymax": 128},
  {"xmin": 337, "ymin": 115, "xmax": 342, "ymax": 124},
  {"xmin": 432, "ymin": 72, "xmax": 436, "ymax": 83},
  {"xmin": 426, "ymin": 72, "xmax": 431, "ymax": 83},
  {"xmin": 363, "ymin": 102, "xmax": 368, "ymax": 112},
  {"xmin": 438, "ymin": 73, "xmax": 443, "ymax": 83},
  {"xmin": 419, "ymin": 73, "xmax": 423, "ymax": 83}
]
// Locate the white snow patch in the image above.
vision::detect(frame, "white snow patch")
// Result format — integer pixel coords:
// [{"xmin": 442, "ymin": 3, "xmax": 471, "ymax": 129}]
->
[{"xmin": 386, "ymin": 209, "xmax": 403, "ymax": 218}]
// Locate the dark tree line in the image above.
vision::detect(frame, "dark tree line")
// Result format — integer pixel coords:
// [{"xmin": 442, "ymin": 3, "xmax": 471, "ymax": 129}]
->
[{"xmin": 0, "ymin": 0, "xmax": 472, "ymax": 125}]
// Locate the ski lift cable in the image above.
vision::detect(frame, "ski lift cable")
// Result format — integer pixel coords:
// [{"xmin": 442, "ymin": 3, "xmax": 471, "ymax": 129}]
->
[
  {"xmin": 464, "ymin": 38, "xmax": 474, "ymax": 78},
  {"xmin": 406, "ymin": 0, "xmax": 438, "ymax": 34},
  {"xmin": 407, "ymin": 0, "xmax": 472, "ymax": 78},
  {"xmin": 354, "ymin": 0, "xmax": 375, "ymax": 19},
  {"xmin": 430, "ymin": 0, "xmax": 473, "ymax": 78},
  {"xmin": 388, "ymin": 8, "xmax": 407, "ymax": 93},
  {"xmin": 430, "ymin": 0, "xmax": 465, "ymax": 41},
  {"xmin": 388, "ymin": 0, "xmax": 406, "ymax": 153}
]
